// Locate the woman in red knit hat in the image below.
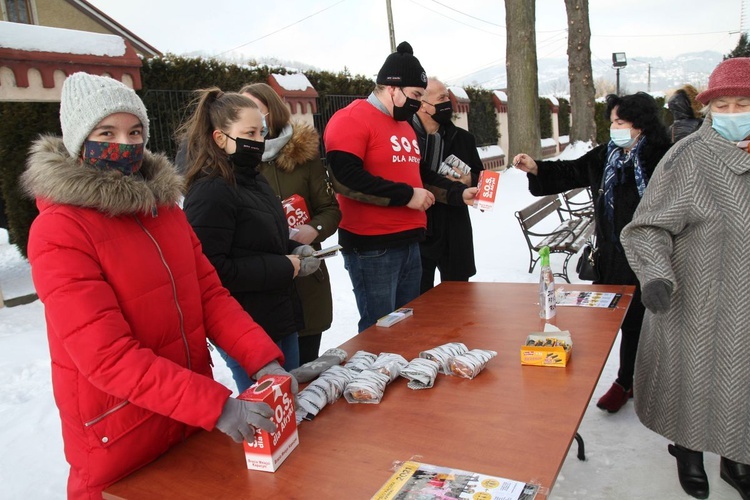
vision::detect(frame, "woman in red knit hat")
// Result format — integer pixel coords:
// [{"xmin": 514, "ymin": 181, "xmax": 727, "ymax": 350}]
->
[{"xmin": 622, "ymin": 57, "xmax": 750, "ymax": 500}]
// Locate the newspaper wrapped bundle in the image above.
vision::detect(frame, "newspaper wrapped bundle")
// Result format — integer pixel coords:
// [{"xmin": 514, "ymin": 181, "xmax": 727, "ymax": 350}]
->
[
  {"xmin": 400, "ymin": 357, "xmax": 441, "ymax": 390},
  {"xmin": 343, "ymin": 350, "xmax": 377, "ymax": 373},
  {"xmin": 419, "ymin": 342, "xmax": 468, "ymax": 374},
  {"xmin": 290, "ymin": 348, "xmax": 348, "ymax": 383},
  {"xmin": 343, "ymin": 370, "xmax": 391, "ymax": 404},
  {"xmin": 296, "ymin": 365, "xmax": 354, "ymax": 422},
  {"xmin": 370, "ymin": 353, "xmax": 408, "ymax": 382},
  {"xmin": 448, "ymin": 349, "xmax": 498, "ymax": 379},
  {"xmin": 344, "ymin": 353, "xmax": 407, "ymax": 404}
]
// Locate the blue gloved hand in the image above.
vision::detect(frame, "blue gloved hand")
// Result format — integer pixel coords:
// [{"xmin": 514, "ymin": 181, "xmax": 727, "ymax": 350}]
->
[
  {"xmin": 641, "ymin": 279, "xmax": 673, "ymax": 314},
  {"xmin": 215, "ymin": 397, "xmax": 275, "ymax": 443},
  {"xmin": 253, "ymin": 360, "xmax": 299, "ymax": 395}
]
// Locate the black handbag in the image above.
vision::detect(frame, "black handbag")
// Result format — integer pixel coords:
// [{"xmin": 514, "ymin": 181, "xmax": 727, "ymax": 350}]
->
[{"xmin": 576, "ymin": 241, "xmax": 599, "ymax": 281}]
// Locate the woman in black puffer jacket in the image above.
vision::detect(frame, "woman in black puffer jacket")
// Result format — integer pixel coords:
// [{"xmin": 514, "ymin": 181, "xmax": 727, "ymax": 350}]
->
[{"xmin": 180, "ymin": 88, "xmax": 320, "ymax": 391}]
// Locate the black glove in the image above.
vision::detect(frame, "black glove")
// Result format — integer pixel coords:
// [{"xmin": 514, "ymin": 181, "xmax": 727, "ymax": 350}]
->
[
  {"xmin": 215, "ymin": 398, "xmax": 275, "ymax": 443},
  {"xmin": 641, "ymin": 279, "xmax": 673, "ymax": 314}
]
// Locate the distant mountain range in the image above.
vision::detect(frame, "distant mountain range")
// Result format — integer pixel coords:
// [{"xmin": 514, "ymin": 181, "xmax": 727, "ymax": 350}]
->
[
  {"xmin": 449, "ymin": 51, "xmax": 724, "ymax": 95},
  {"xmin": 196, "ymin": 50, "xmax": 723, "ymax": 96}
]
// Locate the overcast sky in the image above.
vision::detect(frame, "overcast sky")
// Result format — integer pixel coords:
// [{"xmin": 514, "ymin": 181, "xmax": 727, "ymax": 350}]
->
[{"xmin": 89, "ymin": 0, "xmax": 744, "ymax": 83}]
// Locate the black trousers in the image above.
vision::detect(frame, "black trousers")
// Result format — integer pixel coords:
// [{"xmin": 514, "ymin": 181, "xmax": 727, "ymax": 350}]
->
[{"xmin": 298, "ymin": 333, "xmax": 322, "ymax": 365}]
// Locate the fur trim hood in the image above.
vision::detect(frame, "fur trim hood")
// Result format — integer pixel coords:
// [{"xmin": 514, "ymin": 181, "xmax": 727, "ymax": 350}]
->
[
  {"xmin": 271, "ymin": 121, "xmax": 321, "ymax": 173},
  {"xmin": 668, "ymin": 84, "xmax": 702, "ymax": 120},
  {"xmin": 22, "ymin": 135, "xmax": 184, "ymax": 216}
]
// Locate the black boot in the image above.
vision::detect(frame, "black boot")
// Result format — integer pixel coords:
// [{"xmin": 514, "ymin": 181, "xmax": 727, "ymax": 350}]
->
[
  {"xmin": 721, "ymin": 456, "xmax": 750, "ymax": 500},
  {"xmin": 668, "ymin": 444, "xmax": 709, "ymax": 499}
]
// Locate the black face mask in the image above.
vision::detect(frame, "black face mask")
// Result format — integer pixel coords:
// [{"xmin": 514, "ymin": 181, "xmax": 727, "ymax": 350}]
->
[
  {"xmin": 392, "ymin": 88, "xmax": 422, "ymax": 122},
  {"xmin": 428, "ymin": 101, "xmax": 453, "ymax": 125},
  {"xmin": 224, "ymin": 133, "xmax": 265, "ymax": 169}
]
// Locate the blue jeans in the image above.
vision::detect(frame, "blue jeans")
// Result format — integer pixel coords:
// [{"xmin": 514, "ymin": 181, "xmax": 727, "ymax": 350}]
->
[
  {"xmin": 343, "ymin": 243, "xmax": 422, "ymax": 332},
  {"xmin": 215, "ymin": 332, "xmax": 300, "ymax": 393}
]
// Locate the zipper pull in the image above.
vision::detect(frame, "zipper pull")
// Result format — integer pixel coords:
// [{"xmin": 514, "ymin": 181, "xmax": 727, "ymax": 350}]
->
[{"xmin": 151, "ymin": 206, "xmax": 158, "ymax": 218}]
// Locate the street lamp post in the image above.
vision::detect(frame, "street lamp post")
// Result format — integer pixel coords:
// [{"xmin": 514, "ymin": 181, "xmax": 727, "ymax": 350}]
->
[{"xmin": 612, "ymin": 52, "xmax": 627, "ymax": 96}]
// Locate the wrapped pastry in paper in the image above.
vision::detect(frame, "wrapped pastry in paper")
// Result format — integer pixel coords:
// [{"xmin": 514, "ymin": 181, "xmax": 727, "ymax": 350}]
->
[
  {"xmin": 343, "ymin": 350, "xmax": 377, "ymax": 373},
  {"xmin": 370, "ymin": 353, "xmax": 408, "ymax": 382},
  {"xmin": 296, "ymin": 365, "xmax": 354, "ymax": 421},
  {"xmin": 419, "ymin": 342, "xmax": 468, "ymax": 374},
  {"xmin": 448, "ymin": 349, "xmax": 497, "ymax": 379},
  {"xmin": 343, "ymin": 369, "xmax": 391, "ymax": 404},
  {"xmin": 401, "ymin": 357, "xmax": 440, "ymax": 390}
]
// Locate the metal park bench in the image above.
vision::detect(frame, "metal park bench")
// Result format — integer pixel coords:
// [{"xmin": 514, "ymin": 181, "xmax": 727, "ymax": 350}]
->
[{"xmin": 515, "ymin": 192, "xmax": 595, "ymax": 283}]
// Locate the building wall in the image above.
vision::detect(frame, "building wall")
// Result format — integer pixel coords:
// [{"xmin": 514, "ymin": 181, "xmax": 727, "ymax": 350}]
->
[
  {"xmin": 34, "ymin": 0, "xmax": 111, "ymax": 35},
  {"xmin": 453, "ymin": 111, "xmax": 468, "ymax": 130}
]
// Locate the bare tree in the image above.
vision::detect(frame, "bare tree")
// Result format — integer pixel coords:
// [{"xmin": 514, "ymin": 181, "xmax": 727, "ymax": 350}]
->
[
  {"xmin": 505, "ymin": 0, "xmax": 541, "ymax": 159},
  {"xmin": 565, "ymin": 0, "xmax": 597, "ymax": 144},
  {"xmin": 594, "ymin": 77, "xmax": 616, "ymax": 98}
]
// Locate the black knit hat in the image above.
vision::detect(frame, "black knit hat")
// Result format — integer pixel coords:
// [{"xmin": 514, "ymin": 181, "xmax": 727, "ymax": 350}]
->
[{"xmin": 376, "ymin": 41, "xmax": 427, "ymax": 89}]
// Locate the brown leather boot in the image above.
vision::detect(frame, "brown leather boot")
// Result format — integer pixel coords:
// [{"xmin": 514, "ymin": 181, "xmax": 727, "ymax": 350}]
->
[
  {"xmin": 721, "ymin": 456, "xmax": 750, "ymax": 500},
  {"xmin": 669, "ymin": 444, "xmax": 709, "ymax": 499},
  {"xmin": 596, "ymin": 382, "xmax": 633, "ymax": 413}
]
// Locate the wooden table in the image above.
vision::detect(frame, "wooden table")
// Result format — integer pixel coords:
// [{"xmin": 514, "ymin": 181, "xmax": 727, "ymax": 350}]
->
[{"xmin": 104, "ymin": 282, "xmax": 633, "ymax": 499}]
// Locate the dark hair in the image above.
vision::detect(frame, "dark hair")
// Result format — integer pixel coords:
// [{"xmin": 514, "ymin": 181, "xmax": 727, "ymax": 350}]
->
[
  {"xmin": 177, "ymin": 88, "xmax": 258, "ymax": 187},
  {"xmin": 604, "ymin": 92, "xmax": 670, "ymax": 153},
  {"xmin": 239, "ymin": 83, "xmax": 291, "ymax": 139}
]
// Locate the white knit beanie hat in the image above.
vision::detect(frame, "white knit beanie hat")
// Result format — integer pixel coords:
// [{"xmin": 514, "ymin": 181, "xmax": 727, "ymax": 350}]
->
[{"xmin": 60, "ymin": 72, "xmax": 150, "ymax": 157}]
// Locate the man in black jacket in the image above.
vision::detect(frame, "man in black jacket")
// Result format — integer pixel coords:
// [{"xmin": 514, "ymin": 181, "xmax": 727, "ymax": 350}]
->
[{"xmin": 411, "ymin": 78, "xmax": 484, "ymax": 293}]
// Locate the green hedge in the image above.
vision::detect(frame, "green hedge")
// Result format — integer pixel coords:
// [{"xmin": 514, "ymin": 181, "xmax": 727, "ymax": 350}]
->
[
  {"xmin": 539, "ymin": 97, "xmax": 552, "ymax": 138},
  {"xmin": 464, "ymin": 86, "xmax": 499, "ymax": 147},
  {"xmin": 558, "ymin": 97, "xmax": 570, "ymax": 136},
  {"xmin": 0, "ymin": 102, "xmax": 60, "ymax": 256}
]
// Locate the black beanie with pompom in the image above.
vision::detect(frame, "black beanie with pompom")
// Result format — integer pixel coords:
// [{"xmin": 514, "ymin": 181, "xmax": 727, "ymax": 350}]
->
[{"xmin": 376, "ymin": 41, "xmax": 427, "ymax": 89}]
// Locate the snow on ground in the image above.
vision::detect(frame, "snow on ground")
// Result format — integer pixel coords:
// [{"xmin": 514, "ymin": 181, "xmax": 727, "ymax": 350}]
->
[{"xmin": 0, "ymin": 143, "xmax": 738, "ymax": 498}]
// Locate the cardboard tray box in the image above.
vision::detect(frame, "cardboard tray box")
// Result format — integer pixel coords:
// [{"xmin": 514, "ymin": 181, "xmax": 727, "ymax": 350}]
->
[
  {"xmin": 520, "ymin": 332, "xmax": 572, "ymax": 368},
  {"xmin": 238, "ymin": 374, "xmax": 299, "ymax": 472}
]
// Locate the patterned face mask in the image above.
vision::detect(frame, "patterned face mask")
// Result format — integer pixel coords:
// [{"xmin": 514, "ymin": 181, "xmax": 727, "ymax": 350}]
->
[{"xmin": 82, "ymin": 141, "xmax": 144, "ymax": 175}]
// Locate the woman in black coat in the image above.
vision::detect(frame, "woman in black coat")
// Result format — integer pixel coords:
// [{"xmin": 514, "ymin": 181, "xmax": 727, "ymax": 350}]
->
[
  {"xmin": 513, "ymin": 92, "xmax": 671, "ymax": 413},
  {"xmin": 180, "ymin": 89, "xmax": 320, "ymax": 391}
]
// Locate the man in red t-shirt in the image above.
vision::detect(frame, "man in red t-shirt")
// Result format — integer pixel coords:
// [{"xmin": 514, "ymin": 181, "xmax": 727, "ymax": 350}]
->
[{"xmin": 324, "ymin": 42, "xmax": 476, "ymax": 332}]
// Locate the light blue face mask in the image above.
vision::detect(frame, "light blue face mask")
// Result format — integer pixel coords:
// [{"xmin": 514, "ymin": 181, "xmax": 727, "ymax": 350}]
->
[
  {"xmin": 711, "ymin": 111, "xmax": 750, "ymax": 142},
  {"xmin": 610, "ymin": 127, "xmax": 638, "ymax": 149}
]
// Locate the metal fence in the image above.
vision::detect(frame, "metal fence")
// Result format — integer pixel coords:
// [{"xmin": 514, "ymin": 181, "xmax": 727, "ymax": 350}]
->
[
  {"xmin": 139, "ymin": 91, "xmax": 367, "ymax": 162},
  {"xmin": 140, "ymin": 89, "xmax": 195, "ymax": 161}
]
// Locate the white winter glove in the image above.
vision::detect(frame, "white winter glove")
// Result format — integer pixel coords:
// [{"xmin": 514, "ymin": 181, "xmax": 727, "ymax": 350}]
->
[
  {"xmin": 253, "ymin": 360, "xmax": 299, "ymax": 395},
  {"xmin": 215, "ymin": 397, "xmax": 275, "ymax": 443}
]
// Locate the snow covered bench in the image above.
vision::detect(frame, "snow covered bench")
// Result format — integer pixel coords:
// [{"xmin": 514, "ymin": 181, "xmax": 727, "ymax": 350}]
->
[{"xmin": 515, "ymin": 193, "xmax": 595, "ymax": 283}]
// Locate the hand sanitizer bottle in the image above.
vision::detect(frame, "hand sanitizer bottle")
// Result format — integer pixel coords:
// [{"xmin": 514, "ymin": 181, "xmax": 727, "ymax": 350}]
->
[{"xmin": 538, "ymin": 246, "xmax": 556, "ymax": 320}]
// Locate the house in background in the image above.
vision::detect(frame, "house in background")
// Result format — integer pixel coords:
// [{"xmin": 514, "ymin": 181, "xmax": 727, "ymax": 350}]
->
[
  {"xmin": 1, "ymin": 0, "xmax": 160, "ymax": 57},
  {"xmin": 0, "ymin": 0, "xmax": 160, "ymax": 101}
]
